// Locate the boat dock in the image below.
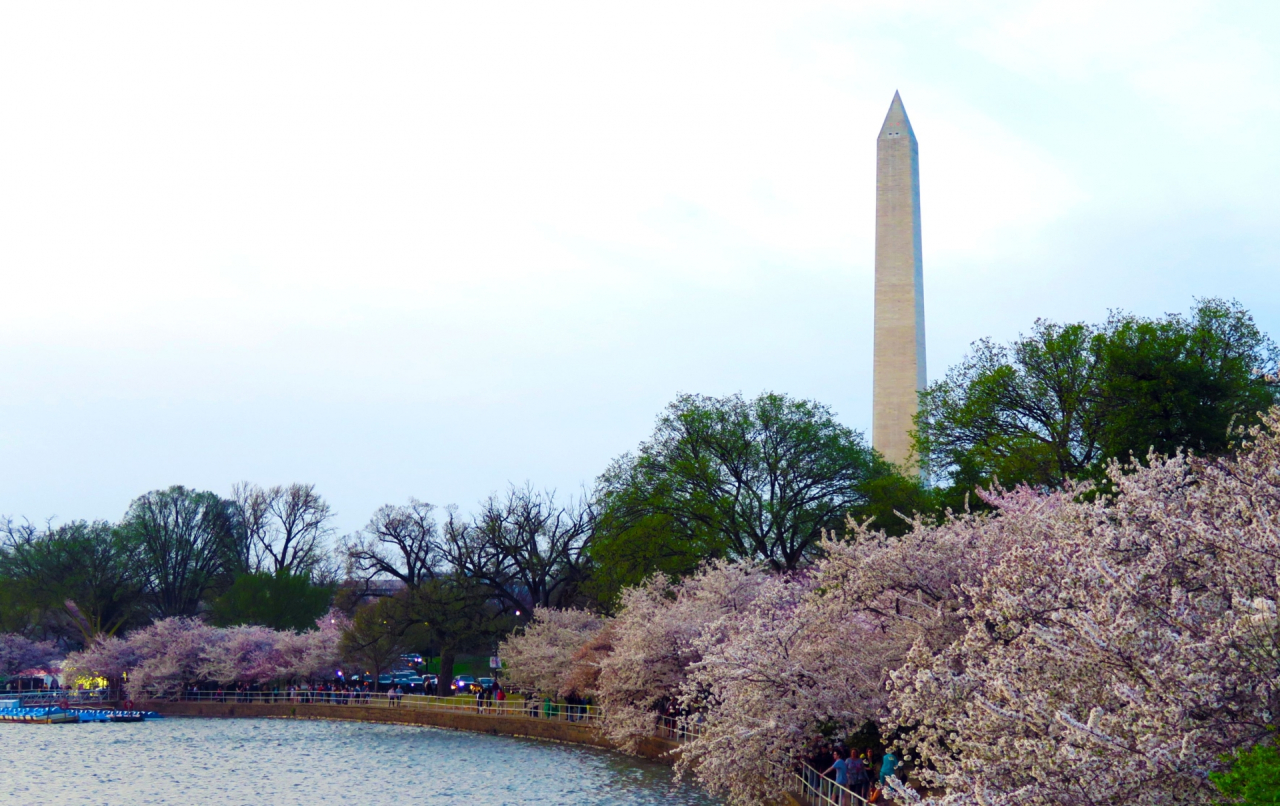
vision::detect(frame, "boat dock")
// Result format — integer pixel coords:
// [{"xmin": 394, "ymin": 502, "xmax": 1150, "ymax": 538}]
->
[{"xmin": 0, "ymin": 697, "xmax": 161, "ymax": 724}]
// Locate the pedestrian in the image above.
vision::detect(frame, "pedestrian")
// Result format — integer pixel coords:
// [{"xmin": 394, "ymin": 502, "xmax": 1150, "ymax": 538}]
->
[
  {"xmin": 848, "ymin": 751, "xmax": 871, "ymax": 802},
  {"xmin": 879, "ymin": 749, "xmax": 900, "ymax": 791},
  {"xmin": 822, "ymin": 748, "xmax": 850, "ymax": 806}
]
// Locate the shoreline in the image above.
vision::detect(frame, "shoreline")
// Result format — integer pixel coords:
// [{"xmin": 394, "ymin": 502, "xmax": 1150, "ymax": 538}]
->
[{"xmin": 145, "ymin": 700, "xmax": 681, "ymax": 762}]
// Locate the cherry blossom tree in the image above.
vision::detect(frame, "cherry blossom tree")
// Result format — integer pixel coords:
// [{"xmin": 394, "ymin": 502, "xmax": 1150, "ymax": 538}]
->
[
  {"xmin": 559, "ymin": 622, "xmax": 615, "ymax": 699},
  {"xmin": 671, "ymin": 501, "xmax": 1017, "ymax": 804},
  {"xmin": 62, "ymin": 634, "xmax": 142, "ymax": 690},
  {"xmin": 63, "ymin": 608, "xmax": 350, "ymax": 695},
  {"xmin": 499, "ymin": 607, "xmax": 605, "ymax": 697},
  {"xmin": 197, "ymin": 625, "xmax": 283, "ymax": 685},
  {"xmin": 595, "ymin": 560, "xmax": 770, "ymax": 751},
  {"xmin": 671, "ymin": 408, "xmax": 1280, "ymax": 805},
  {"xmin": 0, "ymin": 632, "xmax": 58, "ymax": 679},
  {"xmin": 885, "ymin": 408, "xmax": 1280, "ymax": 806},
  {"xmin": 669, "ymin": 572, "xmax": 816, "ymax": 803},
  {"xmin": 291, "ymin": 608, "xmax": 349, "ymax": 681},
  {"xmin": 122, "ymin": 617, "xmax": 222, "ymax": 698}
]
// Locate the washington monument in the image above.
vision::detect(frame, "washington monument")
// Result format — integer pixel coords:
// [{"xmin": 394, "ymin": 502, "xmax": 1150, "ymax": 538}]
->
[{"xmin": 872, "ymin": 91, "xmax": 926, "ymax": 469}]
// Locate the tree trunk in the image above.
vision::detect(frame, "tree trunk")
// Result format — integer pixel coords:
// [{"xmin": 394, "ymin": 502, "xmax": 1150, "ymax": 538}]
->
[{"xmin": 438, "ymin": 649, "xmax": 455, "ymax": 699}]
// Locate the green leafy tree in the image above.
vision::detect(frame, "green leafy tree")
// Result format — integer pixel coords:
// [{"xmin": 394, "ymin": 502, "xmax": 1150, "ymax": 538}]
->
[
  {"xmin": 0, "ymin": 579, "xmax": 34, "ymax": 636},
  {"xmin": 915, "ymin": 320, "xmax": 1108, "ymax": 492},
  {"xmin": 120, "ymin": 486, "xmax": 245, "ymax": 618},
  {"xmin": 406, "ymin": 576, "xmax": 514, "ymax": 696},
  {"xmin": 1213, "ymin": 742, "xmax": 1280, "ymax": 806},
  {"xmin": 583, "ymin": 510, "xmax": 701, "ymax": 611},
  {"xmin": 590, "ymin": 392, "xmax": 897, "ymax": 603},
  {"xmin": 210, "ymin": 570, "xmax": 335, "ymax": 632},
  {"xmin": 340, "ymin": 595, "xmax": 415, "ymax": 685},
  {"xmin": 0, "ymin": 521, "xmax": 52, "ymax": 636},
  {"xmin": 915, "ymin": 299, "xmax": 1279, "ymax": 497},
  {"xmin": 338, "ymin": 577, "xmax": 511, "ymax": 693},
  {"xmin": 1099, "ymin": 300, "xmax": 1280, "ymax": 460},
  {"xmin": 855, "ymin": 473, "xmax": 938, "ymax": 535},
  {"xmin": 0, "ymin": 519, "xmax": 145, "ymax": 644}
]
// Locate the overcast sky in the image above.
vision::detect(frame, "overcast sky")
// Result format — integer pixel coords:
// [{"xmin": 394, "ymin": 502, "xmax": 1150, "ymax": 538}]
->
[{"xmin": 2, "ymin": 1, "xmax": 1277, "ymax": 535}]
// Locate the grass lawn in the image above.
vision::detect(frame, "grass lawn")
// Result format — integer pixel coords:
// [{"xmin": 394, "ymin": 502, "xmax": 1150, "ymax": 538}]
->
[{"xmin": 422, "ymin": 654, "xmax": 500, "ymax": 679}]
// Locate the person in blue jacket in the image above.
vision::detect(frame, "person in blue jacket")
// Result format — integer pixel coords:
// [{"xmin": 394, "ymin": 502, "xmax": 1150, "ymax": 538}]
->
[
  {"xmin": 821, "ymin": 748, "xmax": 850, "ymax": 805},
  {"xmin": 879, "ymin": 750, "xmax": 900, "ymax": 787}
]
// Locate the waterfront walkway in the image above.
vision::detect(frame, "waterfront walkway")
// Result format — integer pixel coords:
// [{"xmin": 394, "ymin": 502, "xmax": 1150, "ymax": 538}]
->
[{"xmin": 146, "ymin": 692, "xmax": 682, "ymax": 762}]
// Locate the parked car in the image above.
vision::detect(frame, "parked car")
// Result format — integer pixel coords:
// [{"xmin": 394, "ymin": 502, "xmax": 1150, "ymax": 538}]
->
[
  {"xmin": 393, "ymin": 673, "xmax": 424, "ymax": 692},
  {"xmin": 478, "ymin": 677, "xmax": 495, "ymax": 692},
  {"xmin": 451, "ymin": 675, "xmax": 477, "ymax": 694}
]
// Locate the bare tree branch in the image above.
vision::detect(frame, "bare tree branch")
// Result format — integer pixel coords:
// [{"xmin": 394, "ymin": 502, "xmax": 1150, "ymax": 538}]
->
[
  {"xmin": 232, "ymin": 482, "xmax": 333, "ymax": 575},
  {"xmin": 345, "ymin": 499, "xmax": 443, "ymax": 589},
  {"xmin": 443, "ymin": 485, "xmax": 595, "ymax": 613}
]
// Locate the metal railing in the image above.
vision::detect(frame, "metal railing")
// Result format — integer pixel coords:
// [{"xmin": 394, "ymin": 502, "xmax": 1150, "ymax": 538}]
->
[
  {"xmin": 3, "ymin": 689, "xmax": 116, "ymax": 707},
  {"xmin": 792, "ymin": 761, "xmax": 873, "ymax": 806},
  {"xmin": 162, "ymin": 689, "xmax": 603, "ymax": 724},
  {"xmin": 654, "ymin": 714, "xmax": 702, "ymax": 742}
]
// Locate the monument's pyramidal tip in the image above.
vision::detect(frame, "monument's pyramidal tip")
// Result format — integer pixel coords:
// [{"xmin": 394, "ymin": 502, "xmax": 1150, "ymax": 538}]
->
[{"xmin": 878, "ymin": 91, "xmax": 914, "ymax": 140}]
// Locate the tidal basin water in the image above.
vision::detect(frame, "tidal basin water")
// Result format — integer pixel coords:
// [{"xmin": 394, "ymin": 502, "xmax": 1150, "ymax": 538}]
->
[{"xmin": 1, "ymin": 717, "xmax": 722, "ymax": 806}]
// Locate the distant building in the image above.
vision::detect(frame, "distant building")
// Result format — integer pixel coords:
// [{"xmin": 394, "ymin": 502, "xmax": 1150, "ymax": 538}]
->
[{"xmin": 339, "ymin": 577, "xmax": 407, "ymax": 607}]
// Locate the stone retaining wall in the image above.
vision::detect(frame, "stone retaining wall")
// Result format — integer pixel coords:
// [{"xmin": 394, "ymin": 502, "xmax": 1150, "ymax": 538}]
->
[{"xmin": 146, "ymin": 700, "xmax": 680, "ymax": 762}]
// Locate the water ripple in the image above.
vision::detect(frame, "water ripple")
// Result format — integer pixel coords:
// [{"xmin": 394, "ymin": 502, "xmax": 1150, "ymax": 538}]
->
[{"xmin": 0, "ymin": 717, "xmax": 721, "ymax": 806}]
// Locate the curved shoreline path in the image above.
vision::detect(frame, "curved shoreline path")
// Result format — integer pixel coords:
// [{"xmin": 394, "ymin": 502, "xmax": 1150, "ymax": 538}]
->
[
  {"xmin": 145, "ymin": 696, "xmax": 683, "ymax": 760},
  {"xmin": 1, "ymin": 717, "xmax": 719, "ymax": 806}
]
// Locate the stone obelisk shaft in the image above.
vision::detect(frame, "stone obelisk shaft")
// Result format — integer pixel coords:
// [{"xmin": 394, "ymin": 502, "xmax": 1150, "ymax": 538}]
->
[{"xmin": 872, "ymin": 91, "xmax": 926, "ymax": 469}]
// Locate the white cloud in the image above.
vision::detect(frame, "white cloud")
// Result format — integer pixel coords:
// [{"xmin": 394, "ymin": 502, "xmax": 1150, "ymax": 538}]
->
[{"xmin": 0, "ymin": 1, "xmax": 1276, "ymax": 530}]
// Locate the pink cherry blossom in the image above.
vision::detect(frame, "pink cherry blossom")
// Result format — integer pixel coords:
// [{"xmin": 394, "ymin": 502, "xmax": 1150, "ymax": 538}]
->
[
  {"xmin": 885, "ymin": 408, "xmax": 1280, "ymax": 805},
  {"xmin": 595, "ymin": 560, "xmax": 771, "ymax": 752},
  {"xmin": 0, "ymin": 633, "xmax": 58, "ymax": 678},
  {"xmin": 61, "ymin": 608, "xmax": 349, "ymax": 697},
  {"xmin": 508, "ymin": 408, "xmax": 1280, "ymax": 806},
  {"xmin": 499, "ymin": 607, "xmax": 605, "ymax": 697}
]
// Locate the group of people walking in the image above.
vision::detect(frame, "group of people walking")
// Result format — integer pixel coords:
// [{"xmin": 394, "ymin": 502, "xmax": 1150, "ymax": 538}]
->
[
  {"xmin": 821, "ymin": 747, "xmax": 900, "ymax": 803},
  {"xmin": 517, "ymin": 693, "xmax": 594, "ymax": 721},
  {"xmin": 182, "ymin": 682, "xmax": 379, "ymax": 705},
  {"xmin": 474, "ymin": 683, "xmax": 505, "ymax": 712}
]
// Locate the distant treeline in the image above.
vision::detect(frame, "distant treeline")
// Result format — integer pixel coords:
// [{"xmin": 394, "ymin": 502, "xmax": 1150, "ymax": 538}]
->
[{"xmin": 1, "ymin": 297, "xmax": 1276, "ymax": 682}]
